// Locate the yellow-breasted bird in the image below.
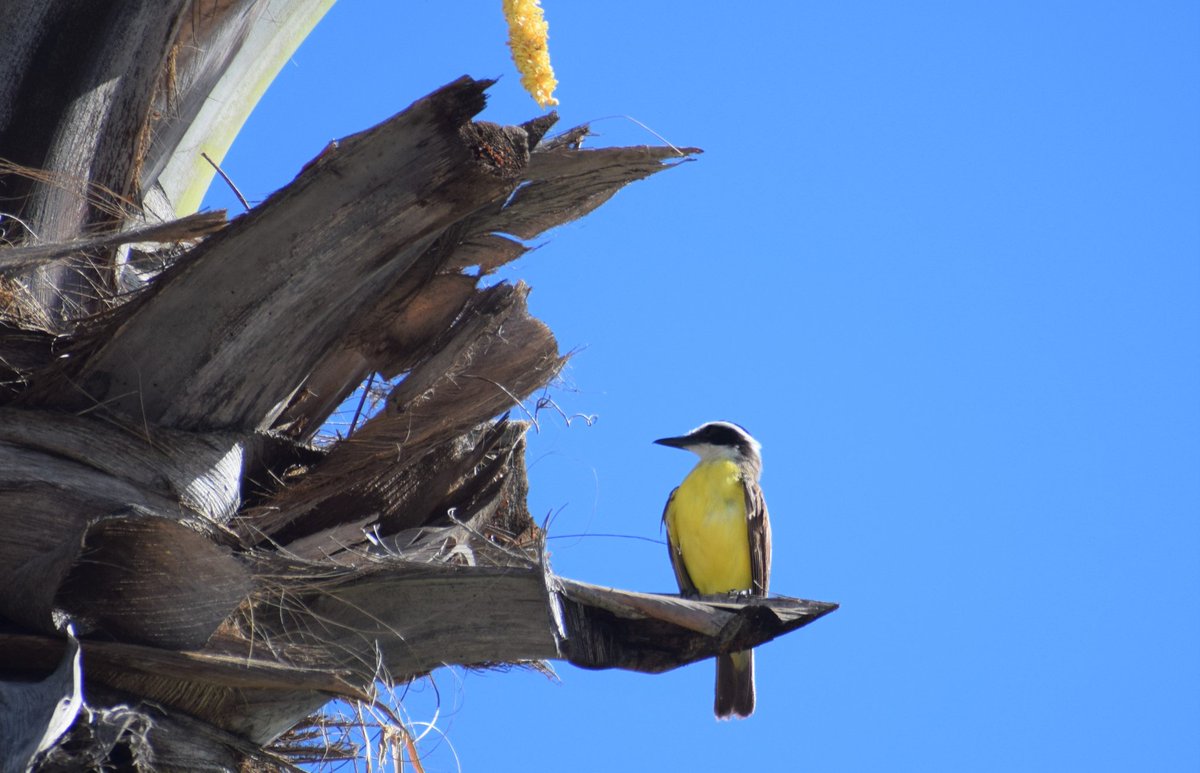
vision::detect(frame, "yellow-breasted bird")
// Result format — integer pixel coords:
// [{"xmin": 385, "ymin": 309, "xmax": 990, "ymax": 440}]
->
[{"xmin": 655, "ymin": 421, "xmax": 772, "ymax": 719}]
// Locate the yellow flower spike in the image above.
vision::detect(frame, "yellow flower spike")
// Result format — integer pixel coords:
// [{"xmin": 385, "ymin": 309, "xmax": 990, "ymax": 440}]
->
[{"xmin": 503, "ymin": 0, "xmax": 559, "ymax": 109}]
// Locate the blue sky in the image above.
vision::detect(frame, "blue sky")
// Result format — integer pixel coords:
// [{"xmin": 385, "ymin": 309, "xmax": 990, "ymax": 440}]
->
[{"xmin": 202, "ymin": 2, "xmax": 1200, "ymax": 771}]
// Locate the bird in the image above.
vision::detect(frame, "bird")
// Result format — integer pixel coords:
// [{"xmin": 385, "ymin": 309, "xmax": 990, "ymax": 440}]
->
[{"xmin": 655, "ymin": 421, "xmax": 772, "ymax": 719}]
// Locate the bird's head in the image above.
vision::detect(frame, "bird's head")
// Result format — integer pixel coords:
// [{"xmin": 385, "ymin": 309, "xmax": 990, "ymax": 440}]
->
[{"xmin": 654, "ymin": 421, "xmax": 762, "ymax": 471}]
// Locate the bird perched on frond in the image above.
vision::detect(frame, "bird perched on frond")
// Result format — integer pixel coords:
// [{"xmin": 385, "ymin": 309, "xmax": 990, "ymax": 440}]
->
[{"xmin": 655, "ymin": 421, "xmax": 772, "ymax": 719}]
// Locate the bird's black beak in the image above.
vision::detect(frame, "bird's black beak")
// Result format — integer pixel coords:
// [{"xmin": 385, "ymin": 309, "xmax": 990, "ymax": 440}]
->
[{"xmin": 653, "ymin": 435, "xmax": 691, "ymax": 449}]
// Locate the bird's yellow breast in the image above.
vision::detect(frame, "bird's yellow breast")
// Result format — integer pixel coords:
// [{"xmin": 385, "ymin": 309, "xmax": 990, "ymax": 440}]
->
[{"xmin": 666, "ymin": 458, "xmax": 752, "ymax": 595}]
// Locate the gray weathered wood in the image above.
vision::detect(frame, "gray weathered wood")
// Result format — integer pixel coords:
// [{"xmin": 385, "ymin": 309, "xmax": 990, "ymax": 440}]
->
[
  {"xmin": 0, "ymin": 627, "xmax": 81, "ymax": 773},
  {"xmin": 0, "ymin": 1, "xmax": 191, "ymax": 318},
  {"xmin": 39, "ymin": 78, "xmax": 515, "ymax": 431}
]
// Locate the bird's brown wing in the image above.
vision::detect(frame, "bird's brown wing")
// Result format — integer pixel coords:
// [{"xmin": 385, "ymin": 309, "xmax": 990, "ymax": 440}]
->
[
  {"xmin": 662, "ymin": 486, "xmax": 699, "ymax": 597},
  {"xmin": 744, "ymin": 479, "xmax": 772, "ymax": 596}
]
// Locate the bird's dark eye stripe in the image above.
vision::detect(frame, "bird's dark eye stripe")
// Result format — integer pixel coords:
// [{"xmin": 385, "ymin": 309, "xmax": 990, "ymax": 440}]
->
[{"xmin": 697, "ymin": 423, "xmax": 749, "ymax": 448}]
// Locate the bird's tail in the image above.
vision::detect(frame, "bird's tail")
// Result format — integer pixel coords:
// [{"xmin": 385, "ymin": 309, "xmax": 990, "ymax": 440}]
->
[{"xmin": 715, "ymin": 650, "xmax": 755, "ymax": 719}]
